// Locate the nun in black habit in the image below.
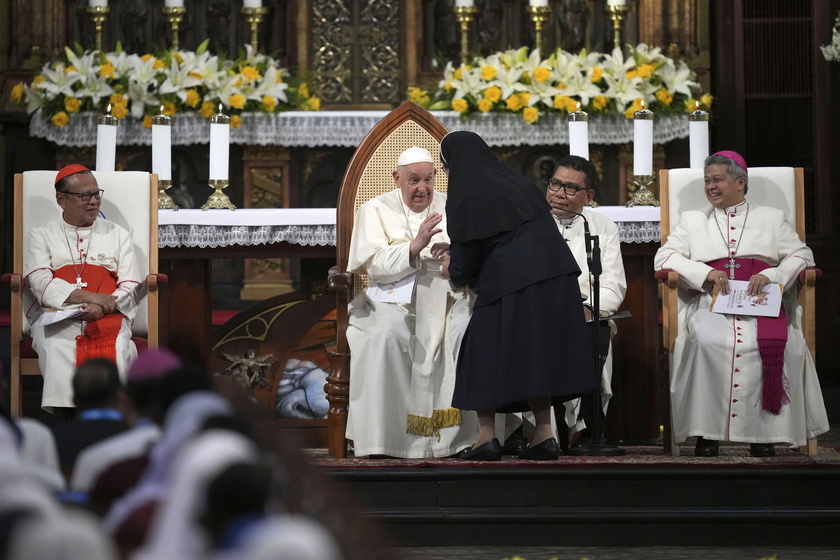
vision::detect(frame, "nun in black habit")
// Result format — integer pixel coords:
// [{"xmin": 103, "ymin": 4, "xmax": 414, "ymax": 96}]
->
[{"xmin": 440, "ymin": 131, "xmax": 595, "ymax": 461}]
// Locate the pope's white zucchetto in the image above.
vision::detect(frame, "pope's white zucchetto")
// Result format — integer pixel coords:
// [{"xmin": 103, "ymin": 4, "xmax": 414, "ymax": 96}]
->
[{"xmin": 397, "ymin": 146, "xmax": 434, "ymax": 167}]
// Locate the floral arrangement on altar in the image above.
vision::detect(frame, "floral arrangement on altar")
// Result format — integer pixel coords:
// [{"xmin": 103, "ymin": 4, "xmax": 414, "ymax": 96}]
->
[
  {"xmin": 12, "ymin": 42, "xmax": 320, "ymax": 129},
  {"xmin": 409, "ymin": 44, "xmax": 712, "ymax": 124},
  {"xmin": 820, "ymin": 11, "xmax": 840, "ymax": 61}
]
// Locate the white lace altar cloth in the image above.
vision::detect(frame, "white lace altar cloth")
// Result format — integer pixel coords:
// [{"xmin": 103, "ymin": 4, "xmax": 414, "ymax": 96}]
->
[
  {"xmin": 157, "ymin": 207, "xmax": 659, "ymax": 248},
  {"xmin": 31, "ymin": 111, "xmax": 689, "ymax": 148}
]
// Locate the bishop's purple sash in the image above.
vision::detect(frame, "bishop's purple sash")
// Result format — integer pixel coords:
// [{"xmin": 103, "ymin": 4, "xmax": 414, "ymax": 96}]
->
[{"xmin": 706, "ymin": 258, "xmax": 789, "ymax": 415}]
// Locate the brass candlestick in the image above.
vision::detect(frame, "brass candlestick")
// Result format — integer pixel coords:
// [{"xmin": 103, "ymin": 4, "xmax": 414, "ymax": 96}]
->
[
  {"xmin": 201, "ymin": 179, "xmax": 236, "ymax": 210},
  {"xmin": 242, "ymin": 6, "xmax": 269, "ymax": 53},
  {"xmin": 454, "ymin": 6, "xmax": 479, "ymax": 65},
  {"xmin": 157, "ymin": 179, "xmax": 180, "ymax": 210},
  {"xmin": 86, "ymin": 6, "xmax": 111, "ymax": 53},
  {"xmin": 626, "ymin": 175, "xmax": 659, "ymax": 207},
  {"xmin": 605, "ymin": 3, "xmax": 631, "ymax": 51},
  {"xmin": 527, "ymin": 6, "xmax": 552, "ymax": 55},
  {"xmin": 163, "ymin": 6, "xmax": 187, "ymax": 51}
]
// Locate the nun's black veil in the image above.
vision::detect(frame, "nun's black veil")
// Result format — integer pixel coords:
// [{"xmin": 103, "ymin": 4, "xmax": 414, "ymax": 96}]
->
[{"xmin": 441, "ymin": 131, "xmax": 549, "ymax": 243}]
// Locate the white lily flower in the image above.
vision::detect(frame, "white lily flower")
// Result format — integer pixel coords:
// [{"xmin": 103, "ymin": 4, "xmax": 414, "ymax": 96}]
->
[
  {"xmin": 448, "ymin": 64, "xmax": 484, "ymax": 100},
  {"xmin": 37, "ymin": 63, "xmax": 81, "ymax": 98},
  {"xmin": 127, "ymin": 79, "xmax": 159, "ymax": 119},
  {"xmin": 602, "ymin": 71, "xmax": 645, "ymax": 107},
  {"xmin": 160, "ymin": 59, "xmax": 203, "ymax": 103},
  {"xmin": 77, "ymin": 73, "xmax": 114, "ymax": 105},
  {"xmin": 657, "ymin": 59, "xmax": 698, "ymax": 97},
  {"xmin": 105, "ymin": 51, "xmax": 137, "ymax": 79},
  {"xmin": 256, "ymin": 65, "xmax": 289, "ymax": 103},
  {"xmin": 64, "ymin": 49, "xmax": 99, "ymax": 80},
  {"xmin": 487, "ymin": 65, "xmax": 527, "ymax": 99},
  {"xmin": 556, "ymin": 71, "xmax": 603, "ymax": 107},
  {"xmin": 527, "ymin": 79, "xmax": 562, "ymax": 108},
  {"xmin": 24, "ymin": 85, "xmax": 45, "ymax": 112}
]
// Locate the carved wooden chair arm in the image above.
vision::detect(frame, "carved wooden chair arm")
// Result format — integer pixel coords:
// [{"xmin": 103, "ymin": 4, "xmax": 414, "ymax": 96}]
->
[{"xmin": 327, "ymin": 266, "xmax": 351, "ymax": 292}]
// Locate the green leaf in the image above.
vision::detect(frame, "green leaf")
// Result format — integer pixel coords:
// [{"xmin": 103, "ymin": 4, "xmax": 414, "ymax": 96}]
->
[{"xmin": 196, "ymin": 39, "xmax": 210, "ymax": 55}]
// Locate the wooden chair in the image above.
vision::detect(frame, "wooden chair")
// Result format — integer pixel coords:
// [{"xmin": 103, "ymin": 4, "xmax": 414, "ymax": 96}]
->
[
  {"xmin": 657, "ymin": 166, "xmax": 819, "ymax": 456},
  {"xmin": 2, "ymin": 171, "xmax": 161, "ymax": 417},
  {"xmin": 325, "ymin": 101, "xmax": 449, "ymax": 458}
]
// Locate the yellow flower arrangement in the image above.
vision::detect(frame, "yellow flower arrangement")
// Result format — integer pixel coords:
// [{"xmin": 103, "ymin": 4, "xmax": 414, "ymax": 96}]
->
[
  {"xmin": 19, "ymin": 41, "xmax": 319, "ymax": 128},
  {"xmin": 411, "ymin": 44, "xmax": 712, "ymax": 124}
]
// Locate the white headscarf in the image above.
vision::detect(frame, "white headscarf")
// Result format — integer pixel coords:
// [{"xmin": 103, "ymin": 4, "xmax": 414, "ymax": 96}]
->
[
  {"xmin": 103, "ymin": 391, "xmax": 233, "ymax": 532},
  {"xmin": 133, "ymin": 429, "xmax": 259, "ymax": 560}
]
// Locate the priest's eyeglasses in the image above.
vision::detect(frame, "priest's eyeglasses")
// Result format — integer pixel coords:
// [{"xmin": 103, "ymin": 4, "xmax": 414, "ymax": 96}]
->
[
  {"xmin": 547, "ymin": 179, "xmax": 586, "ymax": 196},
  {"xmin": 61, "ymin": 189, "xmax": 105, "ymax": 202}
]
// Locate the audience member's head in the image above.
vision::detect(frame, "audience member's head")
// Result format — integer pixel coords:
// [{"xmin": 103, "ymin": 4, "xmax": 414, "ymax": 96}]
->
[
  {"xmin": 72, "ymin": 359, "xmax": 123, "ymax": 411},
  {"xmin": 126, "ymin": 348, "xmax": 183, "ymax": 424},
  {"xmin": 158, "ymin": 362, "xmax": 214, "ymax": 419},
  {"xmin": 200, "ymin": 461, "xmax": 273, "ymax": 545},
  {"xmin": 7, "ymin": 508, "xmax": 118, "ymax": 560}
]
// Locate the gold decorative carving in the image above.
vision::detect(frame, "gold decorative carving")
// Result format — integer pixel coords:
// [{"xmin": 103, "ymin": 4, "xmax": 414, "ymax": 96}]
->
[
  {"xmin": 213, "ymin": 301, "xmax": 305, "ymax": 348},
  {"xmin": 311, "ymin": 0, "xmax": 399, "ymax": 107}
]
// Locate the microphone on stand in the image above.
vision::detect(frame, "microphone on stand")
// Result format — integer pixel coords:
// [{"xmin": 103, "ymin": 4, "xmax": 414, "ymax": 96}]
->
[{"xmin": 554, "ymin": 207, "xmax": 624, "ymax": 457}]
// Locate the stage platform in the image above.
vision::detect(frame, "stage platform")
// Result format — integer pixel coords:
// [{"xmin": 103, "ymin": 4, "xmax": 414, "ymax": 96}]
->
[{"xmin": 310, "ymin": 442, "xmax": 840, "ymax": 549}]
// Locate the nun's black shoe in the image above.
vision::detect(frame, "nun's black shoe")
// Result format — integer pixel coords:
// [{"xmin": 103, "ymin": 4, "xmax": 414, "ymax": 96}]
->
[
  {"xmin": 518, "ymin": 437, "xmax": 560, "ymax": 461},
  {"xmin": 458, "ymin": 438, "xmax": 502, "ymax": 461},
  {"xmin": 500, "ymin": 428, "xmax": 527, "ymax": 455},
  {"xmin": 694, "ymin": 437, "xmax": 719, "ymax": 457},
  {"xmin": 750, "ymin": 443, "xmax": 775, "ymax": 457}
]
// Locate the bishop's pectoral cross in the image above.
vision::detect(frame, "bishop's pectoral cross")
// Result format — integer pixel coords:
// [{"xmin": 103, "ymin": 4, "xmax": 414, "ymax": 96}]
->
[
  {"xmin": 75, "ymin": 276, "xmax": 88, "ymax": 289},
  {"xmin": 724, "ymin": 257, "xmax": 741, "ymax": 280}
]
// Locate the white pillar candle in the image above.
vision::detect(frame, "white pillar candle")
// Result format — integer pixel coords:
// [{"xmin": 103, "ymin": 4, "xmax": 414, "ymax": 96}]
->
[
  {"xmin": 164, "ymin": 0, "xmax": 185, "ymax": 7},
  {"xmin": 607, "ymin": 0, "xmax": 627, "ymax": 6},
  {"xmin": 89, "ymin": 0, "xmax": 108, "ymax": 7},
  {"xmin": 152, "ymin": 109, "xmax": 172, "ymax": 182},
  {"xmin": 633, "ymin": 100, "xmax": 654, "ymax": 176},
  {"xmin": 455, "ymin": 0, "xmax": 474, "ymax": 7},
  {"xmin": 689, "ymin": 102, "xmax": 710, "ymax": 169},
  {"xmin": 529, "ymin": 0, "xmax": 549, "ymax": 7},
  {"xmin": 96, "ymin": 105, "xmax": 118, "ymax": 172},
  {"xmin": 209, "ymin": 106, "xmax": 230, "ymax": 181},
  {"xmin": 568, "ymin": 105, "xmax": 589, "ymax": 160},
  {"xmin": 243, "ymin": 0, "xmax": 262, "ymax": 8}
]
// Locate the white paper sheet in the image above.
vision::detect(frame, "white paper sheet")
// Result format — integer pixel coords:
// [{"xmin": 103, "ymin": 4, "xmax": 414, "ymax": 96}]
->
[
  {"xmin": 366, "ymin": 272, "xmax": 418, "ymax": 304},
  {"xmin": 711, "ymin": 280, "xmax": 782, "ymax": 317}
]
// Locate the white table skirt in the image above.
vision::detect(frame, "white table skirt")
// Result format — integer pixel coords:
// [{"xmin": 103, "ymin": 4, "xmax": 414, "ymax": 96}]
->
[
  {"xmin": 157, "ymin": 207, "xmax": 660, "ymax": 248},
  {"xmin": 32, "ymin": 111, "xmax": 689, "ymax": 148}
]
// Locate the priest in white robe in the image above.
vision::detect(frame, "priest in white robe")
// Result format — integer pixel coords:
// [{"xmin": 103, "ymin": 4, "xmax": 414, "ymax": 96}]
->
[
  {"xmin": 345, "ymin": 147, "xmax": 477, "ymax": 458},
  {"xmin": 655, "ymin": 151, "xmax": 828, "ymax": 457},
  {"xmin": 547, "ymin": 156, "xmax": 627, "ymax": 446},
  {"xmin": 24, "ymin": 165, "xmax": 142, "ymax": 412}
]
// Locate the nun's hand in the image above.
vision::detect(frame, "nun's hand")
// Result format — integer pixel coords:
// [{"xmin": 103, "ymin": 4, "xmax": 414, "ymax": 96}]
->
[{"xmin": 430, "ymin": 242, "xmax": 450, "ymax": 259}]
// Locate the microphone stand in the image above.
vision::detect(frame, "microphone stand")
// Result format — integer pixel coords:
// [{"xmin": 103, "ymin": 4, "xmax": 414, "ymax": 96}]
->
[{"xmin": 565, "ymin": 211, "xmax": 625, "ymax": 457}]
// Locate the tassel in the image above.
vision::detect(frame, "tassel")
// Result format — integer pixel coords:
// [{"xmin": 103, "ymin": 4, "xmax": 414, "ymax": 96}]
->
[
  {"xmin": 406, "ymin": 408, "xmax": 463, "ymax": 440},
  {"xmin": 759, "ymin": 338, "xmax": 789, "ymax": 415}
]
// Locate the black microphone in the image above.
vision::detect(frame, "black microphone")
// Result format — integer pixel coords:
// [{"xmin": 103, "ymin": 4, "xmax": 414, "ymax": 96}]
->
[{"xmin": 557, "ymin": 208, "xmax": 592, "ymax": 266}]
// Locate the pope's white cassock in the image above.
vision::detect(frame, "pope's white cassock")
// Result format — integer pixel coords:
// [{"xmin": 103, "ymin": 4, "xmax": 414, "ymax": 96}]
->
[
  {"xmin": 345, "ymin": 189, "xmax": 477, "ymax": 458},
  {"xmin": 24, "ymin": 218, "xmax": 142, "ymax": 410},
  {"xmin": 655, "ymin": 201, "xmax": 829, "ymax": 445},
  {"xmin": 553, "ymin": 208, "xmax": 627, "ymax": 435}
]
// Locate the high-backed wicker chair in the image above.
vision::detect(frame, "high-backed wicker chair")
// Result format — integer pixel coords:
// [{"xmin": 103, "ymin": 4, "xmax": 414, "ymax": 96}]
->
[
  {"xmin": 657, "ymin": 167, "xmax": 819, "ymax": 456},
  {"xmin": 325, "ymin": 101, "xmax": 449, "ymax": 458},
  {"xmin": 2, "ymin": 170, "xmax": 161, "ymax": 417}
]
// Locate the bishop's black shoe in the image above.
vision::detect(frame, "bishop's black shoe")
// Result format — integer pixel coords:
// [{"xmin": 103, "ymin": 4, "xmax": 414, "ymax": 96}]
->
[
  {"xmin": 518, "ymin": 437, "xmax": 561, "ymax": 461},
  {"xmin": 458, "ymin": 438, "xmax": 502, "ymax": 461},
  {"xmin": 694, "ymin": 437, "xmax": 719, "ymax": 457},
  {"xmin": 750, "ymin": 443, "xmax": 775, "ymax": 457}
]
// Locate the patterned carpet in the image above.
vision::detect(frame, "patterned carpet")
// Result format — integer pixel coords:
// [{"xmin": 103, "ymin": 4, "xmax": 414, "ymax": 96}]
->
[{"xmin": 306, "ymin": 442, "xmax": 840, "ymax": 469}]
